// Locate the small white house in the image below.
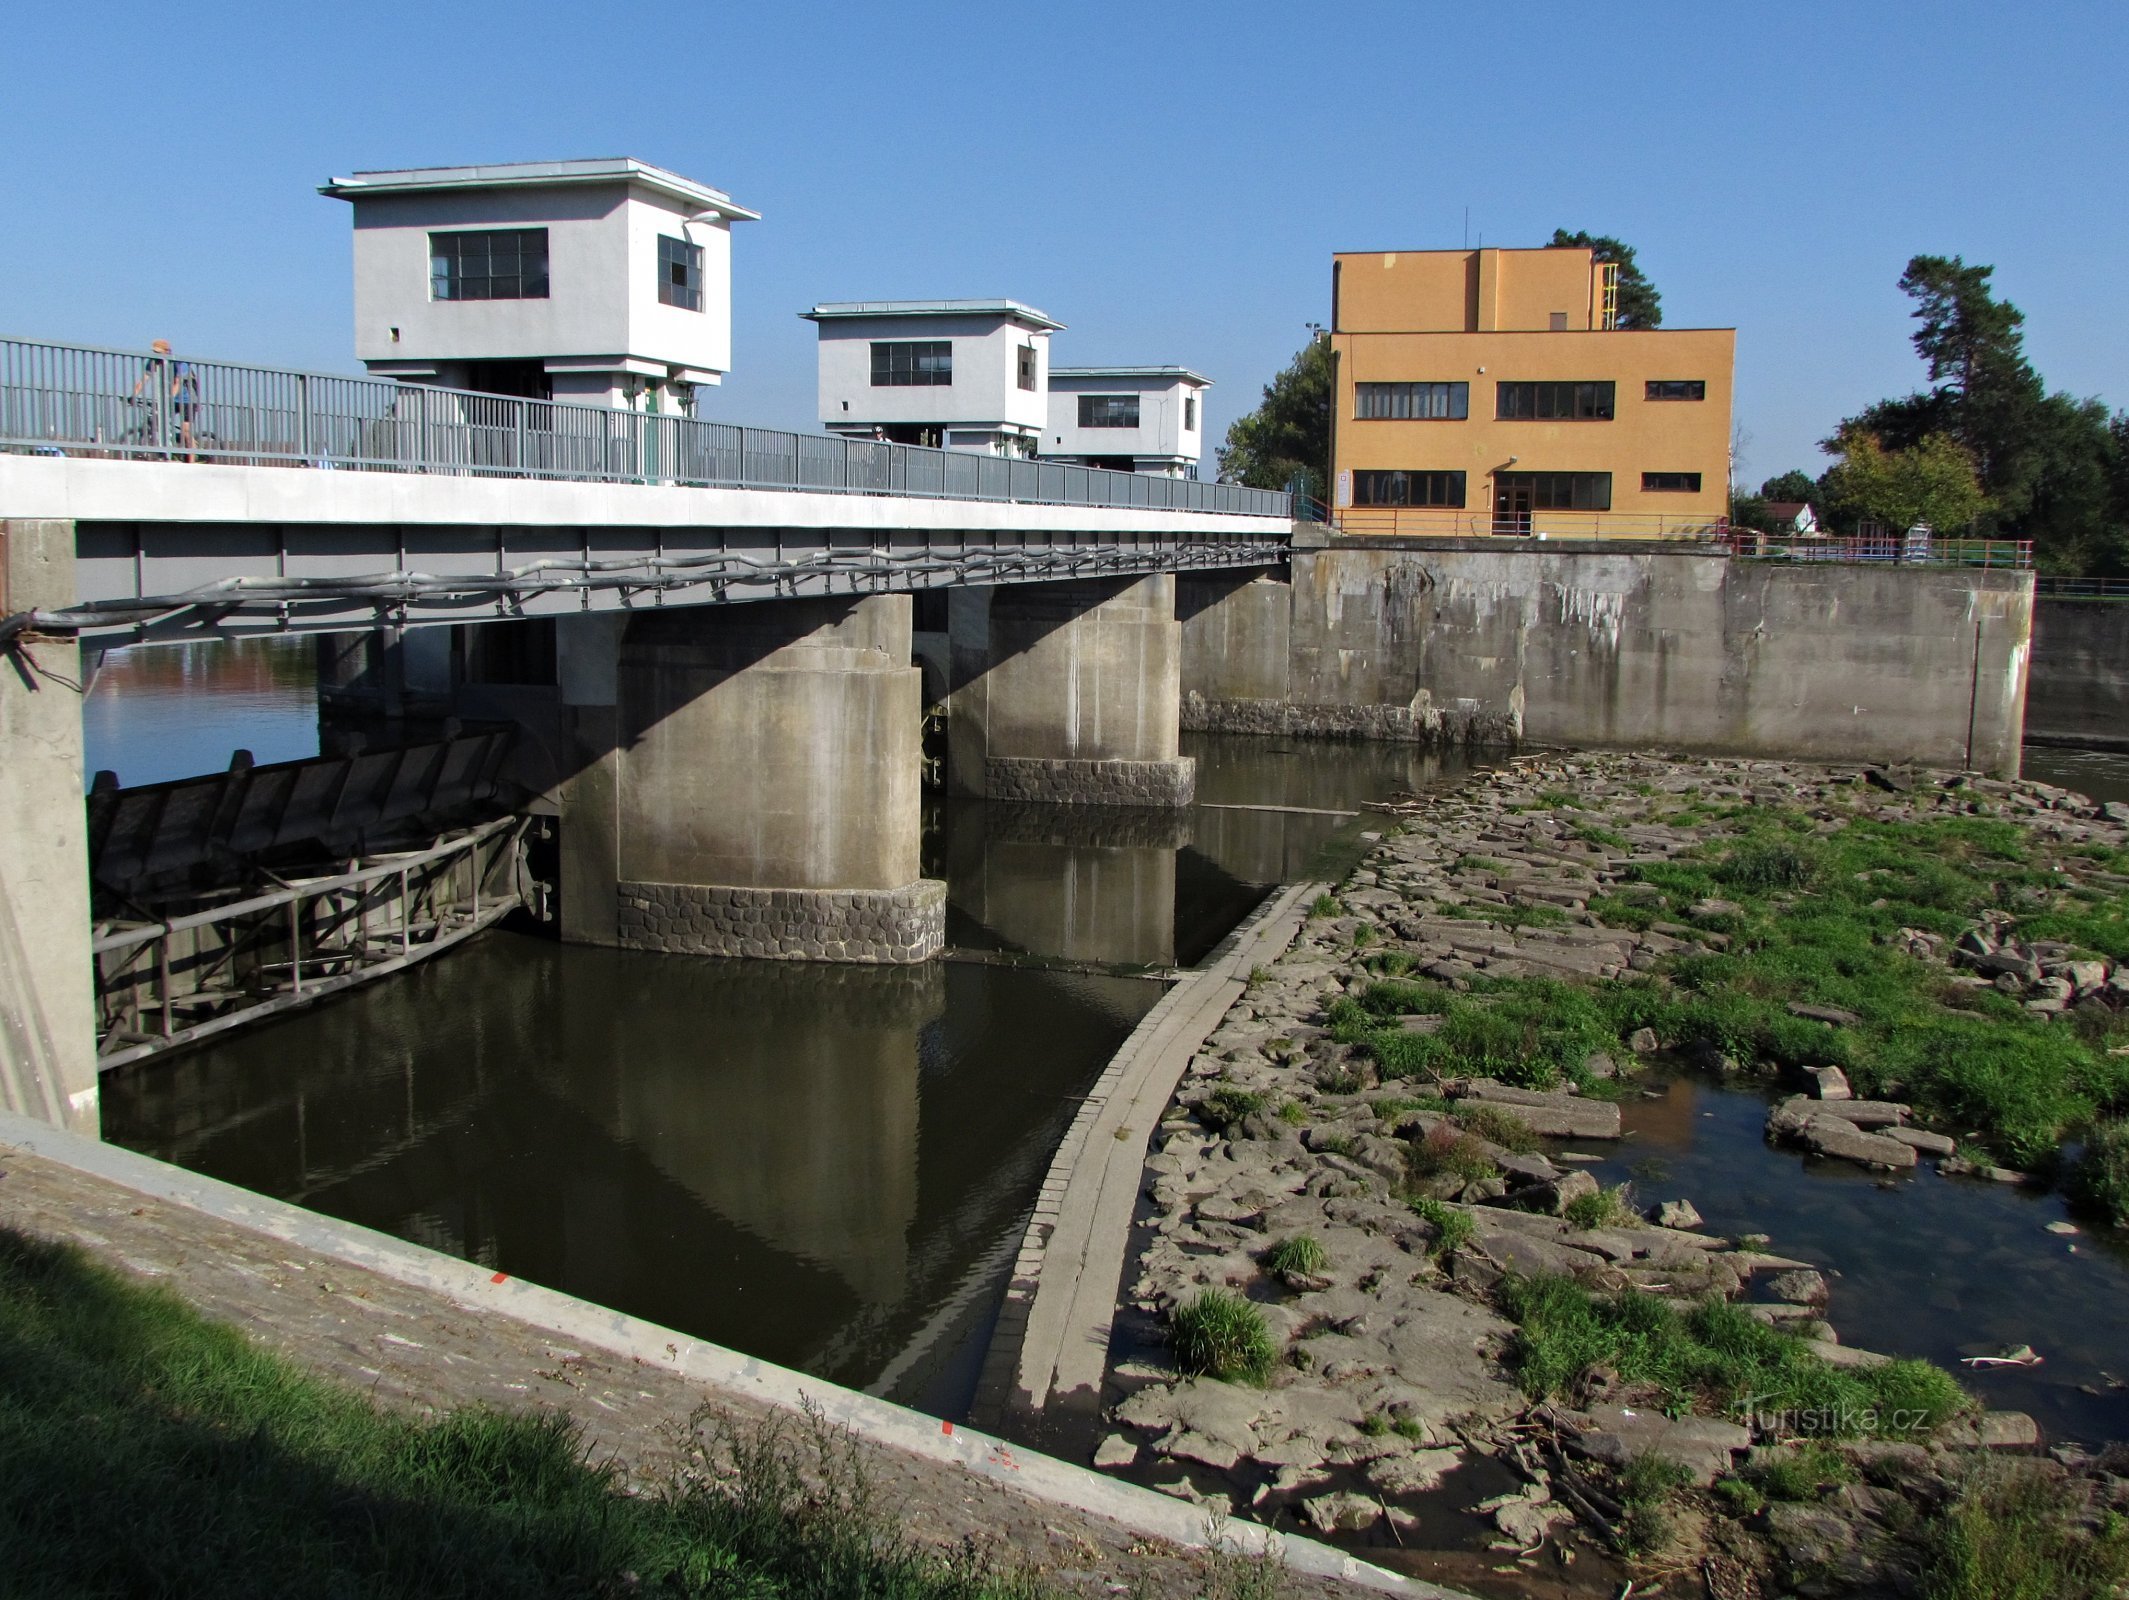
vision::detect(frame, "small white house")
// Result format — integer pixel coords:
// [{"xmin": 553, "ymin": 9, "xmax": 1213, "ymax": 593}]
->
[
  {"xmin": 1042, "ymin": 367, "xmax": 1210, "ymax": 477},
  {"xmin": 802, "ymin": 300, "xmax": 1062, "ymax": 455},
  {"xmin": 1762, "ymin": 501, "xmax": 1821, "ymax": 536},
  {"xmin": 321, "ymin": 159, "xmax": 758, "ymax": 413}
]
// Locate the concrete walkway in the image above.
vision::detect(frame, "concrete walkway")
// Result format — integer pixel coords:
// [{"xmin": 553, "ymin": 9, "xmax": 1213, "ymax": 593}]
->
[
  {"xmin": 0, "ymin": 1109, "xmax": 1458, "ymax": 1598},
  {"xmin": 978, "ymin": 881, "xmax": 1322, "ymax": 1429}
]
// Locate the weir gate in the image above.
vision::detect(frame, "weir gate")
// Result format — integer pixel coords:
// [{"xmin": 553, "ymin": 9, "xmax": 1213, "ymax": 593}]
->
[{"xmin": 0, "ymin": 338, "xmax": 1297, "ymax": 1136}]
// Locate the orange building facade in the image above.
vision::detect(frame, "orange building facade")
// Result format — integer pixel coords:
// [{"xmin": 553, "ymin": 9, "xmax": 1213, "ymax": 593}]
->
[{"xmin": 1329, "ymin": 245, "xmax": 1735, "ymax": 536}]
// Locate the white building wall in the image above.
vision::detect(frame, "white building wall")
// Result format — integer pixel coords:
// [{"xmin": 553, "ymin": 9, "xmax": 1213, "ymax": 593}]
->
[
  {"xmin": 1044, "ymin": 374, "xmax": 1206, "ymax": 472},
  {"xmin": 816, "ymin": 315, "xmax": 1049, "ymax": 434},
  {"xmin": 347, "ymin": 184, "xmax": 732, "ymax": 382}
]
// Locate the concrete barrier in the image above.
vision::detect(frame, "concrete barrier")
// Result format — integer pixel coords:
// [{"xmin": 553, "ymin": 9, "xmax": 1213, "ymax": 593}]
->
[{"xmin": 2028, "ymin": 597, "xmax": 2129, "ymax": 750}]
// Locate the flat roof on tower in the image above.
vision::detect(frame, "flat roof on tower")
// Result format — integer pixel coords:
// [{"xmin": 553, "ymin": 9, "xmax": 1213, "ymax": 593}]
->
[
  {"xmin": 801, "ymin": 299, "xmax": 1065, "ymax": 332},
  {"xmin": 1050, "ymin": 366, "xmax": 1211, "ymax": 385},
  {"xmin": 319, "ymin": 159, "xmax": 759, "ymax": 221}
]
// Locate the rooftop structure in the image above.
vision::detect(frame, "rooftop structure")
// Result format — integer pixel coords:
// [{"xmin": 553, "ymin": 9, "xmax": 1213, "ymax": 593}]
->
[
  {"xmin": 323, "ymin": 158, "xmax": 757, "ymax": 413},
  {"xmin": 1330, "ymin": 245, "xmax": 1735, "ymax": 534},
  {"xmin": 803, "ymin": 300, "xmax": 1061, "ymax": 456},
  {"xmin": 1043, "ymin": 366, "xmax": 1211, "ymax": 478}
]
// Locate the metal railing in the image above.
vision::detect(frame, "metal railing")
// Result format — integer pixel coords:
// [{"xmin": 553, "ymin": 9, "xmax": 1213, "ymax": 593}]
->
[
  {"xmin": 0, "ymin": 335, "xmax": 1291, "ymax": 519},
  {"xmin": 2034, "ymin": 575, "xmax": 2129, "ymax": 598},
  {"xmin": 1330, "ymin": 507, "xmax": 1730, "ymax": 541},
  {"xmin": 1723, "ymin": 531, "xmax": 2033, "ymax": 570}
]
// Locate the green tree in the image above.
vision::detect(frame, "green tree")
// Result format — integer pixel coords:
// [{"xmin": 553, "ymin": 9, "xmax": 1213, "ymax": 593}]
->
[
  {"xmin": 1217, "ymin": 335, "xmax": 1332, "ymax": 497},
  {"xmin": 1837, "ymin": 254, "xmax": 2127, "ymax": 571},
  {"xmin": 1759, "ymin": 470, "xmax": 1821, "ymax": 505},
  {"xmin": 1821, "ymin": 427, "xmax": 1988, "ymax": 533},
  {"xmin": 1548, "ymin": 230, "xmax": 1662, "ymax": 328}
]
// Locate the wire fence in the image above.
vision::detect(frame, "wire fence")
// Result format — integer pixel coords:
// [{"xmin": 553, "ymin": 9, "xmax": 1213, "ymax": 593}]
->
[{"xmin": 0, "ymin": 335, "xmax": 1291, "ymax": 519}]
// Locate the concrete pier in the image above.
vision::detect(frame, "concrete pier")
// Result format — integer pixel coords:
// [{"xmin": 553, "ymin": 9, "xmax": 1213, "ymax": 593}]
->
[
  {"xmin": 562, "ymin": 596, "xmax": 943, "ymax": 964},
  {"xmin": 949, "ymin": 574, "xmax": 1194, "ymax": 807},
  {"xmin": 0, "ymin": 520, "xmax": 97, "ymax": 1133}
]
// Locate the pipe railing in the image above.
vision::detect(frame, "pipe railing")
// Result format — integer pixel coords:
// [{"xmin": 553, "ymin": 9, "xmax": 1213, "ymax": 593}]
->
[{"xmin": 0, "ymin": 335, "xmax": 1290, "ymax": 519}]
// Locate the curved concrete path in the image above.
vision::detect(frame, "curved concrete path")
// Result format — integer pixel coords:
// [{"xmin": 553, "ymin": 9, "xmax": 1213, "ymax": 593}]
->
[{"xmin": 979, "ymin": 881, "xmax": 1323, "ymax": 1427}]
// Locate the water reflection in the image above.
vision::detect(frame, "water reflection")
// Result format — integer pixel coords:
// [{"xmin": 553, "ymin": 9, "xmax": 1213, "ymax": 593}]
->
[
  {"xmin": 101, "ymin": 937, "xmax": 1158, "ymax": 1409},
  {"xmin": 83, "ymin": 636, "xmax": 318, "ymax": 788}
]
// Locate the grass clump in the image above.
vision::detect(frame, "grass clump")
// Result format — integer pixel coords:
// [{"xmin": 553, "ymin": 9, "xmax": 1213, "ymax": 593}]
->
[
  {"xmin": 1750, "ymin": 1440, "xmax": 1855, "ymax": 1501},
  {"xmin": 1454, "ymin": 1102, "xmax": 1539, "ymax": 1153},
  {"xmin": 1307, "ymin": 893, "xmax": 1340, "ymax": 919},
  {"xmin": 1198, "ymin": 1086, "xmax": 1267, "ymax": 1132},
  {"xmin": 0, "ymin": 1229, "xmax": 1046, "ymax": 1600},
  {"xmin": 2066, "ymin": 1119, "xmax": 2129, "ymax": 1223},
  {"xmin": 1264, "ymin": 1235, "xmax": 1328, "ymax": 1278},
  {"xmin": 1562, "ymin": 1184, "xmax": 1634, "ymax": 1231},
  {"xmin": 1496, "ymin": 1272, "xmax": 1967, "ymax": 1439},
  {"xmin": 1170, "ymin": 1290, "xmax": 1277, "ymax": 1385},
  {"xmin": 1614, "ymin": 1451, "xmax": 1692, "ymax": 1555},
  {"xmin": 1405, "ymin": 1125, "xmax": 1497, "ymax": 1183},
  {"xmin": 1408, "ymin": 1197, "xmax": 1474, "ymax": 1258},
  {"xmin": 1275, "ymin": 1098, "xmax": 1309, "ymax": 1126},
  {"xmin": 1918, "ymin": 1459, "xmax": 2129, "ymax": 1600}
]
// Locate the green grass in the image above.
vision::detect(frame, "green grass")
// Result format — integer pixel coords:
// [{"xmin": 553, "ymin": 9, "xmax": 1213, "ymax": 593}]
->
[
  {"xmin": 1264, "ymin": 1235, "xmax": 1328, "ymax": 1278},
  {"xmin": 1496, "ymin": 1273, "xmax": 1967, "ymax": 1440},
  {"xmin": 1198, "ymin": 1086, "xmax": 1267, "ymax": 1132},
  {"xmin": 1334, "ymin": 806, "xmax": 2129, "ymax": 1206},
  {"xmin": 2066, "ymin": 1119, "xmax": 2129, "ymax": 1223},
  {"xmin": 1562, "ymin": 1184, "xmax": 1633, "ymax": 1231},
  {"xmin": 1405, "ymin": 1125, "xmax": 1497, "ymax": 1183},
  {"xmin": 0, "ymin": 1229, "xmax": 1045, "ymax": 1599},
  {"xmin": 1453, "ymin": 1102, "xmax": 1540, "ymax": 1152},
  {"xmin": 1407, "ymin": 1197, "xmax": 1474, "ymax": 1258},
  {"xmin": 1750, "ymin": 1441, "xmax": 1855, "ymax": 1501},
  {"xmin": 1918, "ymin": 1460, "xmax": 2129, "ymax": 1600},
  {"xmin": 1613, "ymin": 1452, "xmax": 1692, "ymax": 1555},
  {"xmin": 1307, "ymin": 893, "xmax": 1340, "ymax": 919},
  {"xmin": 1170, "ymin": 1290, "xmax": 1278, "ymax": 1385}
]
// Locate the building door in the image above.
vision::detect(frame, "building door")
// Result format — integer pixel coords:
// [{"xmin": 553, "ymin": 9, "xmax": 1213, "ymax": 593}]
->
[{"xmin": 1493, "ymin": 479, "xmax": 1533, "ymax": 536}]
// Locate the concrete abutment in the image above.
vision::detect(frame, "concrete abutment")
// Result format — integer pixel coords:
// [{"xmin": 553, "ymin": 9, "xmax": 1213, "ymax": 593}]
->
[
  {"xmin": 555, "ymin": 596, "xmax": 942, "ymax": 964},
  {"xmin": 0, "ymin": 519, "xmax": 98, "ymax": 1133},
  {"xmin": 948, "ymin": 574, "xmax": 1194, "ymax": 807}
]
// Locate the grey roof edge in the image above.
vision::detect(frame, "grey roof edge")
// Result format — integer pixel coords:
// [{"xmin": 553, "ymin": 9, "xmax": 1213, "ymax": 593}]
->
[
  {"xmin": 320, "ymin": 159, "xmax": 760, "ymax": 221},
  {"xmin": 801, "ymin": 299, "xmax": 1065, "ymax": 333},
  {"xmin": 1050, "ymin": 366, "xmax": 1212, "ymax": 386}
]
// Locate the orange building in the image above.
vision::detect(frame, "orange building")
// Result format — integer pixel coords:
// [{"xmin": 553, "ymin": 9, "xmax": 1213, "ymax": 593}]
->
[{"xmin": 1329, "ymin": 245, "xmax": 1735, "ymax": 536}]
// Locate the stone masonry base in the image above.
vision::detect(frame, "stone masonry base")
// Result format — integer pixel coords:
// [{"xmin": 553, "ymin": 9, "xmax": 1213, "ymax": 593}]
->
[
  {"xmin": 1181, "ymin": 692, "xmax": 1519, "ymax": 747},
  {"xmin": 984, "ymin": 755, "xmax": 1196, "ymax": 808},
  {"xmin": 615, "ymin": 879, "xmax": 946, "ymax": 964}
]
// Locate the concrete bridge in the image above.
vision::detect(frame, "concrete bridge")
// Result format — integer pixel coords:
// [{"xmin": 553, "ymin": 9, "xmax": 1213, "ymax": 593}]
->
[{"xmin": 1, "ymin": 340, "xmax": 1297, "ymax": 1137}]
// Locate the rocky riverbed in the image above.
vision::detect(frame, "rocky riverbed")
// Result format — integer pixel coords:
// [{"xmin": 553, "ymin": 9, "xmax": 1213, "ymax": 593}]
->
[{"xmin": 1091, "ymin": 752, "xmax": 2129, "ymax": 1598}]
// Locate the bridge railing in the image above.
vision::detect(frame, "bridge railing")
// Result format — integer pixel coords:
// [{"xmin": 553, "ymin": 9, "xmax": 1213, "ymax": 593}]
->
[{"xmin": 0, "ymin": 335, "xmax": 1292, "ymax": 519}]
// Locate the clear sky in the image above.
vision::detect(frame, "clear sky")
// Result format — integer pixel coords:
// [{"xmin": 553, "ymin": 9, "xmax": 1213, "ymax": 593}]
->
[{"xmin": 5, "ymin": 0, "xmax": 2121, "ymax": 483}]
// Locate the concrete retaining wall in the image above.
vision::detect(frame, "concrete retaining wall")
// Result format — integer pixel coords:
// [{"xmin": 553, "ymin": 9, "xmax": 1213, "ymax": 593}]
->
[
  {"xmin": 1180, "ymin": 536, "xmax": 2034, "ymax": 775},
  {"xmin": 2028, "ymin": 597, "xmax": 2129, "ymax": 749}
]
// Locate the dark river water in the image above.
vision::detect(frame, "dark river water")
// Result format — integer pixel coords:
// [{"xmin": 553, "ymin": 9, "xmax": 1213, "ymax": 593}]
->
[
  {"xmin": 87, "ymin": 636, "xmax": 1470, "ymax": 1413},
  {"xmin": 83, "ymin": 636, "xmax": 2129, "ymax": 1442}
]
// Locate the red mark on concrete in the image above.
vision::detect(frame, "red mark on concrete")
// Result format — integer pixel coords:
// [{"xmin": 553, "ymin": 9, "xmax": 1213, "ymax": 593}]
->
[
  {"xmin": 940, "ymin": 1420, "xmax": 953, "ymax": 1435},
  {"xmin": 490, "ymin": 1272, "xmax": 509, "ymax": 1284}
]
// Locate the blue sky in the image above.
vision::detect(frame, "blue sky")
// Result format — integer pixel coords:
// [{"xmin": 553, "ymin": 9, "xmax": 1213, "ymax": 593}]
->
[{"xmin": 5, "ymin": 0, "xmax": 2122, "ymax": 483}]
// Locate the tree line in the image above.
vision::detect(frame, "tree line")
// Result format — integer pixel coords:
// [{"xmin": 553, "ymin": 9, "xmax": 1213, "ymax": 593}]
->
[{"xmin": 1218, "ymin": 239, "xmax": 2128, "ymax": 575}]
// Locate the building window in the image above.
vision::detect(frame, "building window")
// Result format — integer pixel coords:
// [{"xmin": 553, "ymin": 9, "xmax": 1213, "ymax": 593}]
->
[
  {"xmin": 1354, "ymin": 381, "xmax": 1468, "ymax": 421},
  {"xmin": 871, "ymin": 341, "xmax": 953, "ymax": 386},
  {"xmin": 1352, "ymin": 469, "xmax": 1466, "ymax": 508},
  {"xmin": 1078, "ymin": 394, "xmax": 1140, "ymax": 428},
  {"xmin": 1184, "ymin": 395, "xmax": 1198, "ymax": 431},
  {"xmin": 430, "ymin": 229, "xmax": 549, "ymax": 301},
  {"xmin": 1017, "ymin": 345, "xmax": 1038, "ymax": 391},
  {"xmin": 1645, "ymin": 379, "xmax": 1707, "ymax": 401},
  {"xmin": 657, "ymin": 235, "xmax": 703, "ymax": 311},
  {"xmin": 1495, "ymin": 381, "xmax": 1615, "ymax": 420},
  {"xmin": 1642, "ymin": 471, "xmax": 1703, "ymax": 493},
  {"xmin": 1495, "ymin": 471, "xmax": 1612, "ymax": 510}
]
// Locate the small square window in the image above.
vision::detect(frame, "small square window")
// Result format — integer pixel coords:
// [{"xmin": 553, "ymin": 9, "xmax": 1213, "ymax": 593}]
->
[
  {"xmin": 1017, "ymin": 345, "xmax": 1038, "ymax": 391},
  {"xmin": 657, "ymin": 234, "xmax": 703, "ymax": 312},
  {"xmin": 1549, "ymin": 311, "xmax": 1568, "ymax": 331}
]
